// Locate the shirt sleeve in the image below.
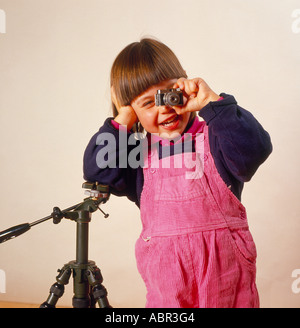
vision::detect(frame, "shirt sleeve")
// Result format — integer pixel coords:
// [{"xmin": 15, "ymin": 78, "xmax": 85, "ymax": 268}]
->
[
  {"xmin": 199, "ymin": 93, "xmax": 273, "ymax": 183},
  {"xmin": 83, "ymin": 118, "xmax": 139, "ymax": 204}
]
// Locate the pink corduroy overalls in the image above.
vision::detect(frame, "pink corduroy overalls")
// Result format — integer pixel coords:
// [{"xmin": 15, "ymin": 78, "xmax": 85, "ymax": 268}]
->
[{"xmin": 135, "ymin": 117, "xmax": 259, "ymax": 308}]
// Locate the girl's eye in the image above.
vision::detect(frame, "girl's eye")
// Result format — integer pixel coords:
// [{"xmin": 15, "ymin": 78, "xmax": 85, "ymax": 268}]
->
[{"xmin": 143, "ymin": 100, "xmax": 154, "ymax": 107}]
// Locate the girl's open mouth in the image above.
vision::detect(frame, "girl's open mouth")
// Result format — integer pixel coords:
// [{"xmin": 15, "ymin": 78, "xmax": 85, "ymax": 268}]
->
[{"xmin": 160, "ymin": 115, "xmax": 180, "ymax": 130}]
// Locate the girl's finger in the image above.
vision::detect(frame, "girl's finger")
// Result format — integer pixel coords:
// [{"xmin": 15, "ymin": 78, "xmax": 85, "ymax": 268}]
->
[{"xmin": 174, "ymin": 77, "xmax": 186, "ymax": 90}]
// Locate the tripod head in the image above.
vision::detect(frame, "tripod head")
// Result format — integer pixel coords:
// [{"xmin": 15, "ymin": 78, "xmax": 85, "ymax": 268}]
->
[
  {"xmin": 82, "ymin": 181, "xmax": 109, "ymax": 200},
  {"xmin": 82, "ymin": 182, "xmax": 110, "ymax": 217},
  {"xmin": 0, "ymin": 181, "xmax": 110, "ymax": 243}
]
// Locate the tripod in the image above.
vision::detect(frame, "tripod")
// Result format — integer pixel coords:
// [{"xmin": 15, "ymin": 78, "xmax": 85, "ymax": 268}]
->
[{"xmin": 0, "ymin": 182, "xmax": 111, "ymax": 308}]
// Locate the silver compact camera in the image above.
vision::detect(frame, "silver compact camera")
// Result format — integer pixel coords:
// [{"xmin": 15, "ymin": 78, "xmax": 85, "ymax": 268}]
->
[{"xmin": 155, "ymin": 88, "xmax": 184, "ymax": 107}]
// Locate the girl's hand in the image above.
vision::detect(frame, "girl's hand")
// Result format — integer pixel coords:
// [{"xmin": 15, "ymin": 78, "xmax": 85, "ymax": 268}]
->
[
  {"xmin": 111, "ymin": 87, "xmax": 138, "ymax": 129},
  {"xmin": 172, "ymin": 78, "xmax": 220, "ymax": 114}
]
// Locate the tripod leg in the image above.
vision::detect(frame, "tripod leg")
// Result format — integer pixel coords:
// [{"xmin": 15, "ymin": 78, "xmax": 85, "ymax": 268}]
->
[
  {"xmin": 40, "ymin": 264, "xmax": 71, "ymax": 308},
  {"xmin": 86, "ymin": 264, "xmax": 111, "ymax": 308}
]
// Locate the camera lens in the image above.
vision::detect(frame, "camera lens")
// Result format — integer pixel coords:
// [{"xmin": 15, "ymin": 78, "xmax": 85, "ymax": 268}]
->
[{"xmin": 164, "ymin": 92, "xmax": 180, "ymax": 106}]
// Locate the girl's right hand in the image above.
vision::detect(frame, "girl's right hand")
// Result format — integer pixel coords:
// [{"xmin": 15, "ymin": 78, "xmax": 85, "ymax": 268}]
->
[
  {"xmin": 111, "ymin": 87, "xmax": 138, "ymax": 130},
  {"xmin": 172, "ymin": 77, "xmax": 219, "ymax": 114}
]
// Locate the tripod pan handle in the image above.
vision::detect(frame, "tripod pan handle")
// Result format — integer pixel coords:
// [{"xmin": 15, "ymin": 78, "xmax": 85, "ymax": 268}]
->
[{"xmin": 0, "ymin": 223, "xmax": 31, "ymax": 244}]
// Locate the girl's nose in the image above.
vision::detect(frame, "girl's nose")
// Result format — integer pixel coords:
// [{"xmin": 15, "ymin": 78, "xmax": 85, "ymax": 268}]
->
[{"xmin": 158, "ymin": 104, "xmax": 175, "ymax": 114}]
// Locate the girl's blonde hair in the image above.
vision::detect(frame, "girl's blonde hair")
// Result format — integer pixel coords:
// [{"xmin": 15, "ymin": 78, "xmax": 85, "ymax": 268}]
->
[{"xmin": 110, "ymin": 38, "xmax": 187, "ymax": 120}]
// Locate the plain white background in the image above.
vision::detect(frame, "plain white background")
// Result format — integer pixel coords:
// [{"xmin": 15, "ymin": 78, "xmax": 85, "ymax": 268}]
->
[{"xmin": 0, "ymin": 0, "xmax": 299, "ymax": 307}]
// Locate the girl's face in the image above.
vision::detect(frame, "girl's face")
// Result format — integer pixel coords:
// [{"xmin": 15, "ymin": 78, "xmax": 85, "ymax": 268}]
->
[{"xmin": 131, "ymin": 79, "xmax": 191, "ymax": 138}]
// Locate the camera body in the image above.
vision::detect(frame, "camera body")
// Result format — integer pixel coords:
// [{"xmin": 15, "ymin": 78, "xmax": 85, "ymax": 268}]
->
[{"xmin": 155, "ymin": 88, "xmax": 183, "ymax": 107}]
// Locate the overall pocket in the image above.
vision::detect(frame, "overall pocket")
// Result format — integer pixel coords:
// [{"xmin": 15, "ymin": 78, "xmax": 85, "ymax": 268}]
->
[
  {"xmin": 154, "ymin": 174, "xmax": 205, "ymax": 202},
  {"xmin": 225, "ymin": 227, "xmax": 257, "ymax": 270}
]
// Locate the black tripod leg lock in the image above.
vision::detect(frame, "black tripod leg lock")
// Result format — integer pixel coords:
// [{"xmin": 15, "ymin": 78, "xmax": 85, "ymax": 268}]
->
[
  {"xmin": 86, "ymin": 266, "xmax": 111, "ymax": 308},
  {"xmin": 40, "ymin": 283, "xmax": 65, "ymax": 308},
  {"xmin": 40, "ymin": 265, "xmax": 72, "ymax": 308},
  {"xmin": 50, "ymin": 283, "xmax": 65, "ymax": 298}
]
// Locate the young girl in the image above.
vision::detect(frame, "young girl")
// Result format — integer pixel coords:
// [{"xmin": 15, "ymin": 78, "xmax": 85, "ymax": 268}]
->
[{"xmin": 83, "ymin": 38, "xmax": 272, "ymax": 308}]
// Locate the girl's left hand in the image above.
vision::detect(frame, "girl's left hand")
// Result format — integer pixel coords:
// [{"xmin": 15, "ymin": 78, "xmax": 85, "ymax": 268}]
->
[{"xmin": 172, "ymin": 78, "xmax": 220, "ymax": 114}]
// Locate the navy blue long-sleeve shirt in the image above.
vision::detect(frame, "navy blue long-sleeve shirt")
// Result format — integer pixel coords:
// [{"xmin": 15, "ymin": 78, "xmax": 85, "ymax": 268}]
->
[{"xmin": 83, "ymin": 94, "xmax": 272, "ymax": 207}]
